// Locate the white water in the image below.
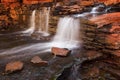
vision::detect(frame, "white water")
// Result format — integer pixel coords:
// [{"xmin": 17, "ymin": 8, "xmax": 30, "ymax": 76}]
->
[
  {"xmin": 0, "ymin": 16, "xmax": 81, "ymax": 56},
  {"xmin": 0, "ymin": 5, "xmax": 106, "ymax": 56},
  {"xmin": 90, "ymin": 4, "xmax": 104, "ymax": 14},
  {"xmin": 51, "ymin": 16, "xmax": 81, "ymax": 48},
  {"xmin": 74, "ymin": 4, "xmax": 105, "ymax": 18},
  {"xmin": 38, "ymin": 7, "xmax": 50, "ymax": 36},
  {"xmin": 22, "ymin": 7, "xmax": 50, "ymax": 36},
  {"xmin": 22, "ymin": 10, "xmax": 36, "ymax": 35}
]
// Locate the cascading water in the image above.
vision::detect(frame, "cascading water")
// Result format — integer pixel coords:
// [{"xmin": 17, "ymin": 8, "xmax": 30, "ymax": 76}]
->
[
  {"xmin": 0, "ymin": 16, "xmax": 81, "ymax": 56},
  {"xmin": 90, "ymin": 4, "xmax": 105, "ymax": 17},
  {"xmin": 22, "ymin": 10, "xmax": 36, "ymax": 35},
  {"xmin": 0, "ymin": 4, "xmax": 107, "ymax": 56},
  {"xmin": 38, "ymin": 7, "xmax": 50, "ymax": 36},
  {"xmin": 51, "ymin": 16, "xmax": 81, "ymax": 49},
  {"xmin": 74, "ymin": 4, "xmax": 106, "ymax": 18},
  {"xmin": 22, "ymin": 7, "xmax": 50, "ymax": 36}
]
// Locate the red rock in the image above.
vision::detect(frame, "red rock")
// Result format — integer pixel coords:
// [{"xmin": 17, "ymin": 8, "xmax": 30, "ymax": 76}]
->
[
  {"xmin": 80, "ymin": 1, "xmax": 94, "ymax": 6},
  {"xmin": 51, "ymin": 47, "xmax": 71, "ymax": 57},
  {"xmin": 99, "ymin": 0, "xmax": 120, "ymax": 6},
  {"xmin": 5, "ymin": 61, "xmax": 23, "ymax": 73},
  {"xmin": 23, "ymin": 0, "xmax": 52, "ymax": 4},
  {"xmin": 1, "ymin": 0, "xmax": 18, "ymax": 3},
  {"xmin": 31, "ymin": 56, "xmax": 48, "ymax": 66},
  {"xmin": 84, "ymin": 51, "xmax": 102, "ymax": 60},
  {"xmin": 106, "ymin": 34, "xmax": 120, "ymax": 47},
  {"xmin": 110, "ymin": 25, "xmax": 120, "ymax": 33},
  {"xmin": 90, "ymin": 12, "xmax": 120, "ymax": 28},
  {"xmin": 112, "ymin": 50, "xmax": 120, "ymax": 57},
  {"xmin": 10, "ymin": 2, "xmax": 20, "ymax": 9}
]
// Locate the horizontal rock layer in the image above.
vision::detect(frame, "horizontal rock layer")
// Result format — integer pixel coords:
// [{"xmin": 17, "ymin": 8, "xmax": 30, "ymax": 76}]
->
[{"xmin": 81, "ymin": 13, "xmax": 120, "ymax": 57}]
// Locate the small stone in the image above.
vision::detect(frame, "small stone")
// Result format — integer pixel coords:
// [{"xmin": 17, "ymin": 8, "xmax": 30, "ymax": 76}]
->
[
  {"xmin": 51, "ymin": 47, "xmax": 71, "ymax": 57},
  {"xmin": 31, "ymin": 56, "xmax": 48, "ymax": 66},
  {"xmin": 5, "ymin": 61, "xmax": 23, "ymax": 74}
]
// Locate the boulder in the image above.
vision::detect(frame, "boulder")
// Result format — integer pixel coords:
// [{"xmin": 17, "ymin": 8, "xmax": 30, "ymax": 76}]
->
[
  {"xmin": 31, "ymin": 56, "xmax": 48, "ymax": 66},
  {"xmin": 51, "ymin": 47, "xmax": 71, "ymax": 57},
  {"xmin": 5, "ymin": 61, "xmax": 23, "ymax": 74}
]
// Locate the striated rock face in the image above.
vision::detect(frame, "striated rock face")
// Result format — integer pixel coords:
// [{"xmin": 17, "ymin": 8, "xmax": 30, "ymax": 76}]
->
[
  {"xmin": 97, "ymin": 0, "xmax": 120, "ymax": 6},
  {"xmin": 81, "ymin": 12, "xmax": 120, "ymax": 57},
  {"xmin": 1, "ymin": 0, "xmax": 18, "ymax": 3},
  {"xmin": 90, "ymin": 12, "xmax": 120, "ymax": 28},
  {"xmin": 23, "ymin": 0, "xmax": 52, "ymax": 4}
]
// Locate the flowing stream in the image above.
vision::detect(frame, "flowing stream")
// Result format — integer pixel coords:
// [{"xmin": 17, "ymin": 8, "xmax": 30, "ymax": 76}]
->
[
  {"xmin": 0, "ymin": 4, "xmax": 108, "ymax": 57},
  {"xmin": 0, "ymin": 4, "xmax": 109, "ymax": 80}
]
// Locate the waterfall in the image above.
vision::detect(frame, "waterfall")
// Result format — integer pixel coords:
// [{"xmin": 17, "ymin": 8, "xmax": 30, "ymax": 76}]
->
[
  {"xmin": 90, "ymin": 4, "xmax": 105, "ymax": 17},
  {"xmin": 51, "ymin": 16, "xmax": 81, "ymax": 49},
  {"xmin": 74, "ymin": 4, "xmax": 105, "ymax": 18},
  {"xmin": 38, "ymin": 7, "xmax": 50, "ymax": 36},
  {"xmin": 22, "ymin": 10, "xmax": 36, "ymax": 35},
  {"xmin": 22, "ymin": 7, "xmax": 50, "ymax": 36}
]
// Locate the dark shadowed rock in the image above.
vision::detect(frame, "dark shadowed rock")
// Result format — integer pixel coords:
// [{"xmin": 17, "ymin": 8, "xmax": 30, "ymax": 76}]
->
[
  {"xmin": 82, "ymin": 66, "xmax": 100, "ymax": 79},
  {"xmin": 5, "ymin": 61, "xmax": 23, "ymax": 74},
  {"xmin": 84, "ymin": 50, "xmax": 103, "ymax": 60},
  {"xmin": 31, "ymin": 56, "xmax": 48, "ymax": 66},
  {"xmin": 51, "ymin": 47, "xmax": 71, "ymax": 57}
]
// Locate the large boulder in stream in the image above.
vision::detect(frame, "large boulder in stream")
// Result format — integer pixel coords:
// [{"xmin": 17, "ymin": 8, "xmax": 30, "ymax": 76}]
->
[{"xmin": 51, "ymin": 47, "xmax": 71, "ymax": 57}]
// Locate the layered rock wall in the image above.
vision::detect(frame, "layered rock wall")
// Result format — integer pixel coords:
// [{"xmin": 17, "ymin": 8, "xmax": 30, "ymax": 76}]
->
[{"xmin": 82, "ymin": 12, "xmax": 120, "ymax": 57}]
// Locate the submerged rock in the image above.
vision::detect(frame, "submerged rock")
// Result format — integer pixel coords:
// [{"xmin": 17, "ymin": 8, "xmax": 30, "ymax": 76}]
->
[
  {"xmin": 5, "ymin": 61, "xmax": 23, "ymax": 74},
  {"xmin": 51, "ymin": 47, "xmax": 71, "ymax": 57},
  {"xmin": 31, "ymin": 56, "xmax": 48, "ymax": 66}
]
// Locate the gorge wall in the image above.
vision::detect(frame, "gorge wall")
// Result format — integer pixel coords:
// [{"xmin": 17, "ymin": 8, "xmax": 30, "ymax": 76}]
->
[{"xmin": 0, "ymin": 0, "xmax": 119, "ymax": 31}]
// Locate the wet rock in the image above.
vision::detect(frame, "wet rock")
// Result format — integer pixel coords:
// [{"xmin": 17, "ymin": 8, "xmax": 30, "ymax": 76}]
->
[
  {"xmin": 82, "ymin": 66, "xmax": 100, "ymax": 79},
  {"xmin": 51, "ymin": 47, "xmax": 71, "ymax": 57},
  {"xmin": 31, "ymin": 56, "xmax": 48, "ymax": 66},
  {"xmin": 5, "ymin": 61, "xmax": 23, "ymax": 74},
  {"xmin": 84, "ymin": 51, "xmax": 103, "ymax": 60}
]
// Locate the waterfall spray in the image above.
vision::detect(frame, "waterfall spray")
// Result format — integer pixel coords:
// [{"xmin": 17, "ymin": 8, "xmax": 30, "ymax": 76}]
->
[
  {"xmin": 51, "ymin": 16, "xmax": 81, "ymax": 49},
  {"xmin": 38, "ymin": 7, "xmax": 50, "ymax": 36},
  {"xmin": 22, "ymin": 10, "xmax": 36, "ymax": 35}
]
